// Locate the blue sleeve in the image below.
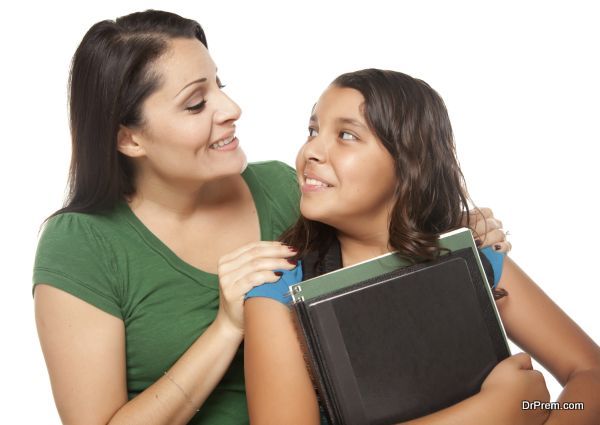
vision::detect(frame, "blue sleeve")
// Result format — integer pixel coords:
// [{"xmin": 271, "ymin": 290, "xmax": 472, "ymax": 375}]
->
[
  {"xmin": 244, "ymin": 264, "xmax": 303, "ymax": 305},
  {"xmin": 479, "ymin": 246, "xmax": 505, "ymax": 288}
]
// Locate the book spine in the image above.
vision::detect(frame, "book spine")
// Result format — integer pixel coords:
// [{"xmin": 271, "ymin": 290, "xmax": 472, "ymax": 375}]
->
[{"xmin": 290, "ymin": 301, "xmax": 340, "ymax": 424}]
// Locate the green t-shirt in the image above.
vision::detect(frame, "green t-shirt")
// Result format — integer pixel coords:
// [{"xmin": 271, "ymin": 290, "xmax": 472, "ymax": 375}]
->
[{"xmin": 33, "ymin": 161, "xmax": 300, "ymax": 424}]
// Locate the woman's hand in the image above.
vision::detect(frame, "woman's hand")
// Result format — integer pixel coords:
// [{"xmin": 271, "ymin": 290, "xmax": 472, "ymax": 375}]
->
[
  {"xmin": 462, "ymin": 207, "xmax": 511, "ymax": 253},
  {"xmin": 480, "ymin": 353, "xmax": 551, "ymax": 425},
  {"xmin": 215, "ymin": 241, "xmax": 297, "ymax": 334}
]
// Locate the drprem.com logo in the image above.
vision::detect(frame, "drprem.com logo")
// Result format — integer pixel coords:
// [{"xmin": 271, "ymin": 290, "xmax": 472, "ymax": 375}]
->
[{"xmin": 522, "ymin": 400, "xmax": 585, "ymax": 411}]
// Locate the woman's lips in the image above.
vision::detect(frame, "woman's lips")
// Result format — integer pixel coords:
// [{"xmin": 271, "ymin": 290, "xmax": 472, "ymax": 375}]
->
[{"xmin": 210, "ymin": 136, "xmax": 239, "ymax": 151}]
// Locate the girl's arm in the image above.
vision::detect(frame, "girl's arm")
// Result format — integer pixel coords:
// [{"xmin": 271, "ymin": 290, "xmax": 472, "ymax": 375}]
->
[
  {"xmin": 244, "ymin": 297, "xmax": 321, "ymax": 425},
  {"xmin": 495, "ymin": 257, "xmax": 600, "ymax": 425},
  {"xmin": 243, "ymin": 299, "xmax": 549, "ymax": 425},
  {"xmin": 402, "ymin": 352, "xmax": 550, "ymax": 425}
]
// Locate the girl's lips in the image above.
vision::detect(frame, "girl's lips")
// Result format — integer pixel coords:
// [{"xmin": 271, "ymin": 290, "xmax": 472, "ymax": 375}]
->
[{"xmin": 302, "ymin": 171, "xmax": 334, "ymax": 187}]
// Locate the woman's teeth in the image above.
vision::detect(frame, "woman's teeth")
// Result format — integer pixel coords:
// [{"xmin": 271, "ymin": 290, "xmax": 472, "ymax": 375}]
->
[{"xmin": 210, "ymin": 135, "xmax": 235, "ymax": 149}]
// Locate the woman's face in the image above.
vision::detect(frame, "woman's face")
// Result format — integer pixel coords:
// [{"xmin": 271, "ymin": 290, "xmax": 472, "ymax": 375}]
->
[
  {"xmin": 295, "ymin": 85, "xmax": 397, "ymax": 234},
  {"xmin": 122, "ymin": 38, "xmax": 245, "ymax": 185}
]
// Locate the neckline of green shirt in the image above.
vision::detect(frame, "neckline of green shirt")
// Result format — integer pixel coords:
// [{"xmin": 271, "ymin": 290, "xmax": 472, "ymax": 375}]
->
[{"xmin": 113, "ymin": 163, "xmax": 272, "ymax": 286}]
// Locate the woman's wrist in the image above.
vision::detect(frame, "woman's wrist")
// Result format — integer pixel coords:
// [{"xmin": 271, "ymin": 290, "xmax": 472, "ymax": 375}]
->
[{"xmin": 211, "ymin": 311, "xmax": 244, "ymax": 342}]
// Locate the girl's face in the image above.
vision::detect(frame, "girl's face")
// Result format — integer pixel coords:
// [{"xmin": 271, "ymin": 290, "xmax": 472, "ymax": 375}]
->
[
  {"xmin": 295, "ymin": 86, "xmax": 397, "ymax": 235},
  {"xmin": 121, "ymin": 38, "xmax": 246, "ymax": 185}
]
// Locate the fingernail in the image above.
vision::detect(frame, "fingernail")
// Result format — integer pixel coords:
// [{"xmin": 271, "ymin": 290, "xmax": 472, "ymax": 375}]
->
[
  {"xmin": 475, "ymin": 239, "xmax": 482, "ymax": 247},
  {"xmin": 288, "ymin": 246, "xmax": 298, "ymax": 252},
  {"xmin": 287, "ymin": 259, "xmax": 298, "ymax": 265},
  {"xmin": 494, "ymin": 244, "xmax": 501, "ymax": 251},
  {"xmin": 274, "ymin": 272, "xmax": 283, "ymax": 277}
]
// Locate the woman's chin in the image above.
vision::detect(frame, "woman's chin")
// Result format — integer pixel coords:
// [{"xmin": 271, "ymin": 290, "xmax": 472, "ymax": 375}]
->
[{"xmin": 215, "ymin": 148, "xmax": 248, "ymax": 176}]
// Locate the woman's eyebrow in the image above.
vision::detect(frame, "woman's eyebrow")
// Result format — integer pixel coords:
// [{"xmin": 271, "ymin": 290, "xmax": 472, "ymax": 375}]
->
[{"xmin": 174, "ymin": 77, "xmax": 207, "ymax": 98}]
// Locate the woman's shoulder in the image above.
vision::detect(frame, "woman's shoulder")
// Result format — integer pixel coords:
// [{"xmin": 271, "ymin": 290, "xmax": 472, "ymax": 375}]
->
[
  {"xmin": 244, "ymin": 161, "xmax": 301, "ymax": 230},
  {"xmin": 37, "ymin": 206, "xmax": 134, "ymax": 265},
  {"xmin": 245, "ymin": 160, "xmax": 296, "ymax": 183},
  {"xmin": 41, "ymin": 207, "xmax": 127, "ymax": 242},
  {"xmin": 34, "ymin": 209, "xmax": 127, "ymax": 319}
]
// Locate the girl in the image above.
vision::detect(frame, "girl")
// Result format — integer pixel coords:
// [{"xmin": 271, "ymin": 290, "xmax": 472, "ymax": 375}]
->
[{"xmin": 244, "ymin": 69, "xmax": 600, "ymax": 424}]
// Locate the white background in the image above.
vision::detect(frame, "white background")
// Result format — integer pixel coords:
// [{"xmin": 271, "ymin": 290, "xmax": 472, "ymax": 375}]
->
[{"xmin": 1, "ymin": 1, "xmax": 598, "ymax": 423}]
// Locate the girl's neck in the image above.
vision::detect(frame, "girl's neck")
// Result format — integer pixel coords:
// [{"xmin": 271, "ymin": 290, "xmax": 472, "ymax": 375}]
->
[{"xmin": 337, "ymin": 230, "xmax": 391, "ymax": 267}]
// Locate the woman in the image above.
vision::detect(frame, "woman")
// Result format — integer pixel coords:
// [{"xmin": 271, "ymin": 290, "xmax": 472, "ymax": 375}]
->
[
  {"xmin": 33, "ymin": 11, "xmax": 506, "ymax": 425},
  {"xmin": 244, "ymin": 70, "xmax": 600, "ymax": 424}
]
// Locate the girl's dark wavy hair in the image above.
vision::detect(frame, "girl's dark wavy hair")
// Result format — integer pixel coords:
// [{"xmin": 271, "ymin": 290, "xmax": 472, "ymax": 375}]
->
[
  {"xmin": 281, "ymin": 69, "xmax": 507, "ymax": 299},
  {"xmin": 48, "ymin": 10, "xmax": 207, "ymax": 219}
]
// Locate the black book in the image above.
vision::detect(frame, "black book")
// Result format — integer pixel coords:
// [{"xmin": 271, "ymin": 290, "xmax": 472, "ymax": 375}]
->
[{"xmin": 290, "ymin": 228, "xmax": 510, "ymax": 425}]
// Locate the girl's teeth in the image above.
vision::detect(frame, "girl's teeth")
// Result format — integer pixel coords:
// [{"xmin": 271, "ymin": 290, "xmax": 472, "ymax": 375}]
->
[{"xmin": 306, "ymin": 178, "xmax": 329, "ymax": 187}]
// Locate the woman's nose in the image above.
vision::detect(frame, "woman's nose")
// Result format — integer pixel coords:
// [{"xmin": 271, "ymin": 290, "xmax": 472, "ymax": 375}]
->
[{"xmin": 213, "ymin": 91, "xmax": 242, "ymax": 124}]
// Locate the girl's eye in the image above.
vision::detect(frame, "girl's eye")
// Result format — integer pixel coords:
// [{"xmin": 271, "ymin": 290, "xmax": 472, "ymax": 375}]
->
[
  {"xmin": 308, "ymin": 127, "xmax": 318, "ymax": 137},
  {"xmin": 186, "ymin": 100, "xmax": 207, "ymax": 112},
  {"xmin": 340, "ymin": 131, "xmax": 358, "ymax": 141},
  {"xmin": 217, "ymin": 77, "xmax": 226, "ymax": 89}
]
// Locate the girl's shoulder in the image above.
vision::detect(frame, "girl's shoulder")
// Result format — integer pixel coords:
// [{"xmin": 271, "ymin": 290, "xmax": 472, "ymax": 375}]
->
[
  {"xmin": 245, "ymin": 265, "xmax": 303, "ymax": 305},
  {"xmin": 479, "ymin": 246, "xmax": 505, "ymax": 288}
]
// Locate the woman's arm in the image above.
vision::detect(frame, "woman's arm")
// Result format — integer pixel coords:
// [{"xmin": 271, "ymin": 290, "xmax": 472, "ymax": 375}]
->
[
  {"xmin": 244, "ymin": 297, "xmax": 321, "ymax": 425},
  {"xmin": 495, "ymin": 257, "xmax": 600, "ymax": 425},
  {"xmin": 35, "ymin": 284, "xmax": 243, "ymax": 425},
  {"xmin": 36, "ymin": 241, "xmax": 297, "ymax": 425}
]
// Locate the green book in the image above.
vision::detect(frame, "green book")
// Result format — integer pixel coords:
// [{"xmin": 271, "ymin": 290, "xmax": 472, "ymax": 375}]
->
[{"xmin": 291, "ymin": 227, "xmax": 493, "ymax": 303}]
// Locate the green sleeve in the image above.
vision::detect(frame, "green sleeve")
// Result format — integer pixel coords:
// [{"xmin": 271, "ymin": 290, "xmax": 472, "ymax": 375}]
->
[{"xmin": 33, "ymin": 213, "xmax": 123, "ymax": 319}]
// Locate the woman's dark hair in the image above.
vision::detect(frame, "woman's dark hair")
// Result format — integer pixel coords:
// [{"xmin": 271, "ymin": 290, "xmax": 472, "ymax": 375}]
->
[
  {"xmin": 281, "ymin": 69, "xmax": 507, "ymax": 299},
  {"xmin": 50, "ymin": 10, "xmax": 207, "ymax": 218}
]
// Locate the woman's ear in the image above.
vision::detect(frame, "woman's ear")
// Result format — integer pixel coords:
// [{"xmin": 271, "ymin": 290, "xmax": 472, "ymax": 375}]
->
[{"xmin": 117, "ymin": 125, "xmax": 146, "ymax": 158}]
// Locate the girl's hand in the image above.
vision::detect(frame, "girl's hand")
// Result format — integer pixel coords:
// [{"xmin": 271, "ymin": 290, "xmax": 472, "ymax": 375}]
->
[
  {"xmin": 462, "ymin": 207, "xmax": 511, "ymax": 253},
  {"xmin": 480, "ymin": 353, "xmax": 551, "ymax": 425},
  {"xmin": 215, "ymin": 241, "xmax": 297, "ymax": 335}
]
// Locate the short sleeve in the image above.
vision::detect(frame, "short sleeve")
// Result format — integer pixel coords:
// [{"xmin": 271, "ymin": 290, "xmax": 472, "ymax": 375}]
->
[
  {"xmin": 479, "ymin": 246, "xmax": 505, "ymax": 288},
  {"xmin": 245, "ymin": 265, "xmax": 303, "ymax": 305},
  {"xmin": 33, "ymin": 213, "xmax": 123, "ymax": 319}
]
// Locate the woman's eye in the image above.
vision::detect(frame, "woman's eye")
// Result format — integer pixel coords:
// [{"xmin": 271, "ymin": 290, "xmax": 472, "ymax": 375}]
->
[
  {"xmin": 186, "ymin": 100, "xmax": 207, "ymax": 112},
  {"xmin": 340, "ymin": 131, "xmax": 357, "ymax": 141},
  {"xmin": 217, "ymin": 77, "xmax": 226, "ymax": 89},
  {"xmin": 308, "ymin": 127, "xmax": 318, "ymax": 137}
]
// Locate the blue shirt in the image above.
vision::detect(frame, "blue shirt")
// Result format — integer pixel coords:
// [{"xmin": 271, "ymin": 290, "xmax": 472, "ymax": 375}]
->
[{"xmin": 245, "ymin": 247, "xmax": 505, "ymax": 305}]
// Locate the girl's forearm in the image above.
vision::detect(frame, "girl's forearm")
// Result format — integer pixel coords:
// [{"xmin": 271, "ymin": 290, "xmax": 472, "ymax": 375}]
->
[
  {"xmin": 543, "ymin": 368, "xmax": 600, "ymax": 425},
  {"xmin": 398, "ymin": 392, "xmax": 501, "ymax": 425},
  {"xmin": 107, "ymin": 314, "xmax": 243, "ymax": 425},
  {"xmin": 399, "ymin": 390, "xmax": 550, "ymax": 425}
]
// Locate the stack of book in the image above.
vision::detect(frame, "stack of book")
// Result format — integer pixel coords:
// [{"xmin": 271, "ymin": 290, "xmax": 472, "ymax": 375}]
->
[{"xmin": 290, "ymin": 228, "xmax": 510, "ymax": 425}]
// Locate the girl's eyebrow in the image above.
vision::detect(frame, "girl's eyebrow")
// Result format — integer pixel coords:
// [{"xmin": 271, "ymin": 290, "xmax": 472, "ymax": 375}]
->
[
  {"xmin": 308, "ymin": 115, "xmax": 367, "ymax": 130},
  {"xmin": 174, "ymin": 77, "xmax": 207, "ymax": 99},
  {"xmin": 337, "ymin": 117, "xmax": 367, "ymax": 130}
]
